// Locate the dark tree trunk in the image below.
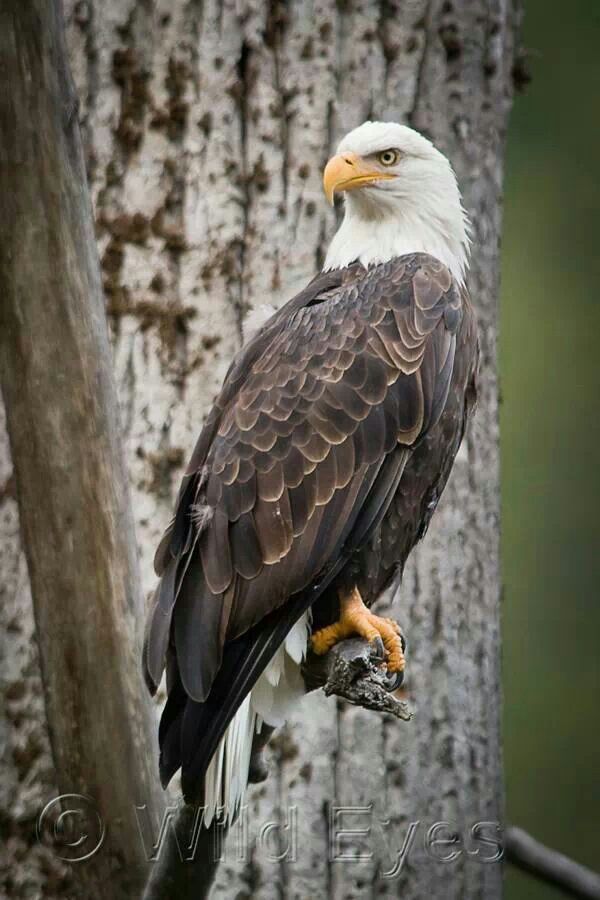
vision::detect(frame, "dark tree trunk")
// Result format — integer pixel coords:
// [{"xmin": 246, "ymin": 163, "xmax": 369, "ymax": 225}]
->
[{"xmin": 0, "ymin": 3, "xmax": 163, "ymax": 897}]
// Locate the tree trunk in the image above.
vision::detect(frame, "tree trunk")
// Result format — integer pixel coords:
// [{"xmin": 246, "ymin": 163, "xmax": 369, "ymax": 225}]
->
[
  {"xmin": 0, "ymin": 0, "xmax": 519, "ymax": 897},
  {"xmin": 0, "ymin": 3, "xmax": 163, "ymax": 898}
]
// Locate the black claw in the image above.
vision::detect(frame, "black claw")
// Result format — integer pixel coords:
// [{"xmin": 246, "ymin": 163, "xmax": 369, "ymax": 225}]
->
[
  {"xmin": 385, "ymin": 668, "xmax": 404, "ymax": 691},
  {"xmin": 372, "ymin": 634, "xmax": 386, "ymax": 659}
]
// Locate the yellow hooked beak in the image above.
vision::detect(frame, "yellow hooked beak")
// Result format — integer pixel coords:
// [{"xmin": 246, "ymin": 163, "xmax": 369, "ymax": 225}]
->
[{"xmin": 322, "ymin": 152, "xmax": 396, "ymax": 205}]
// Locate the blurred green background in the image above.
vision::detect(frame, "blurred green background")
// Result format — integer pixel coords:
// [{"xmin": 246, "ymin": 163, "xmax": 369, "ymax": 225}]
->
[{"xmin": 501, "ymin": 0, "xmax": 600, "ymax": 896}]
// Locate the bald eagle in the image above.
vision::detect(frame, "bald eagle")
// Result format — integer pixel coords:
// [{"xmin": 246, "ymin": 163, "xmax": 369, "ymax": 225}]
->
[{"xmin": 143, "ymin": 121, "xmax": 478, "ymax": 822}]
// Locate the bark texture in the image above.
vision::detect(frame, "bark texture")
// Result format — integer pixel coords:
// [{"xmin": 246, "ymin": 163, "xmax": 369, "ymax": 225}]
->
[
  {"xmin": 0, "ymin": 0, "xmax": 519, "ymax": 897},
  {"xmin": 0, "ymin": 3, "xmax": 163, "ymax": 898}
]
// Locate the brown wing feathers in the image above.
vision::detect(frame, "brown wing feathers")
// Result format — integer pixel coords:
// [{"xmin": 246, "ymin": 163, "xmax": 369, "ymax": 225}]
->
[{"xmin": 143, "ymin": 253, "xmax": 466, "ymax": 799}]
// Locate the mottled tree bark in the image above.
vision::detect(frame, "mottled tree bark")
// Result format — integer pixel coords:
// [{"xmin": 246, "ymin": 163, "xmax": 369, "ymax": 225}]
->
[
  {"xmin": 0, "ymin": 0, "xmax": 519, "ymax": 897},
  {"xmin": 0, "ymin": 3, "xmax": 163, "ymax": 898}
]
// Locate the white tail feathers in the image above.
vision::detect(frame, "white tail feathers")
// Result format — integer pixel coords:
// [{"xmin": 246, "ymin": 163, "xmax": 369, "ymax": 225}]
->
[
  {"xmin": 202, "ymin": 611, "xmax": 311, "ymax": 827},
  {"xmin": 203, "ymin": 694, "xmax": 255, "ymax": 828}
]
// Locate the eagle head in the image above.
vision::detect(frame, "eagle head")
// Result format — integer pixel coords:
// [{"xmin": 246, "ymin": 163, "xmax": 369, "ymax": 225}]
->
[{"xmin": 323, "ymin": 121, "xmax": 470, "ymax": 282}]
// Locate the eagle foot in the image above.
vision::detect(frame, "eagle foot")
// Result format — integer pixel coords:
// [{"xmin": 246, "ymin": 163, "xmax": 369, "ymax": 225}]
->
[{"xmin": 311, "ymin": 587, "xmax": 405, "ymax": 674}]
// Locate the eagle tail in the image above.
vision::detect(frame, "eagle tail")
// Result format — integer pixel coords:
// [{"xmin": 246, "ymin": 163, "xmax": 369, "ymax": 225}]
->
[
  {"xmin": 202, "ymin": 607, "xmax": 309, "ymax": 824},
  {"xmin": 159, "ymin": 609, "xmax": 311, "ymax": 821},
  {"xmin": 202, "ymin": 693, "xmax": 257, "ymax": 827}
]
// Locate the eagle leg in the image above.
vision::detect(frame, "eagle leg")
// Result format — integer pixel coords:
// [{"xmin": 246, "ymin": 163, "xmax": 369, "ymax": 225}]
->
[{"xmin": 311, "ymin": 586, "xmax": 405, "ymax": 673}]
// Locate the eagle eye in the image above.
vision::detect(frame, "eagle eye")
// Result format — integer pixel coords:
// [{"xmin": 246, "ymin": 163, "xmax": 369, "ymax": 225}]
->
[{"xmin": 377, "ymin": 148, "xmax": 401, "ymax": 167}]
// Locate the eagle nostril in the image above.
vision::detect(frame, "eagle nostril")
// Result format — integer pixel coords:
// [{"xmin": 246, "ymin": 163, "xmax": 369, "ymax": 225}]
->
[{"xmin": 343, "ymin": 156, "xmax": 354, "ymax": 166}]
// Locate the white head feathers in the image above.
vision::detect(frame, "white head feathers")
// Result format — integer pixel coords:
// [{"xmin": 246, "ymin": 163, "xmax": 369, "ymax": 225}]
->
[{"xmin": 323, "ymin": 121, "xmax": 470, "ymax": 283}]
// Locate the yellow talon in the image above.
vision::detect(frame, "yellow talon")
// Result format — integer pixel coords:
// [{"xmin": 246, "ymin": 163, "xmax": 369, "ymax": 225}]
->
[{"xmin": 311, "ymin": 587, "xmax": 405, "ymax": 673}]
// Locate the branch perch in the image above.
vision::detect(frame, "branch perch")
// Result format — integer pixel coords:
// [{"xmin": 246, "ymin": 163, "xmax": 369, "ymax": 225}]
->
[
  {"xmin": 505, "ymin": 826, "xmax": 600, "ymax": 900},
  {"xmin": 302, "ymin": 636, "xmax": 412, "ymax": 720}
]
